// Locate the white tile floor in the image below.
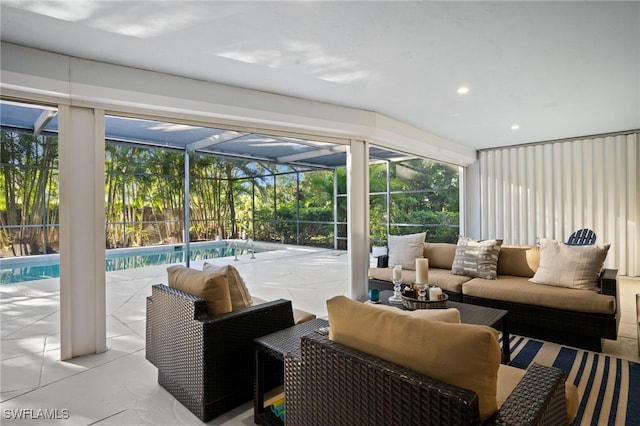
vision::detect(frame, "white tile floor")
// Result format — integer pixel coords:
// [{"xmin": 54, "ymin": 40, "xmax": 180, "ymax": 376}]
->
[{"xmin": 1, "ymin": 247, "xmax": 638, "ymax": 425}]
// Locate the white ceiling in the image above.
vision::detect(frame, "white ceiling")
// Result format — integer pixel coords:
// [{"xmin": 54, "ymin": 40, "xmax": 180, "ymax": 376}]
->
[{"xmin": 1, "ymin": 1, "xmax": 639, "ymax": 150}]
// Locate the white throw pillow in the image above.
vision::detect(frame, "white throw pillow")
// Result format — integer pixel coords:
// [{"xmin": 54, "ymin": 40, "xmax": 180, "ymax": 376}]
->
[
  {"xmin": 387, "ymin": 232, "xmax": 426, "ymax": 270},
  {"xmin": 529, "ymin": 239, "xmax": 610, "ymax": 291}
]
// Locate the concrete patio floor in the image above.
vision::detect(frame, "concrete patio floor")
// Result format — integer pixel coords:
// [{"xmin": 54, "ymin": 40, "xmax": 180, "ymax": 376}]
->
[{"xmin": 1, "ymin": 246, "xmax": 638, "ymax": 425}]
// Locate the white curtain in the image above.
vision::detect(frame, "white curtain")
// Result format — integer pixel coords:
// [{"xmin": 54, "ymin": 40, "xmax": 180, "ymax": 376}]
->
[{"xmin": 478, "ymin": 132, "xmax": 639, "ymax": 276}]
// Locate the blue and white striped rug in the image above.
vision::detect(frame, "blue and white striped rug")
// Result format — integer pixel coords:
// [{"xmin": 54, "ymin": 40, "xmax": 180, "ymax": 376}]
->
[{"xmin": 505, "ymin": 335, "xmax": 640, "ymax": 426}]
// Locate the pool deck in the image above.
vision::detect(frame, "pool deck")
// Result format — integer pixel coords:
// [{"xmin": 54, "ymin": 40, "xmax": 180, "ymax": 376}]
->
[
  {"xmin": 1, "ymin": 247, "xmax": 639, "ymax": 425},
  {"xmin": 0, "ymin": 246, "xmax": 350, "ymax": 425}
]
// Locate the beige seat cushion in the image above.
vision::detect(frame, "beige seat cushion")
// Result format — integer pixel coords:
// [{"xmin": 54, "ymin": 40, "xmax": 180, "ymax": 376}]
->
[
  {"xmin": 497, "ymin": 245, "xmax": 540, "ymax": 278},
  {"xmin": 423, "ymin": 242, "xmax": 458, "ymax": 269},
  {"xmin": 327, "ymin": 295, "xmax": 501, "ymax": 421},
  {"xmin": 368, "ymin": 267, "xmax": 470, "ymax": 294},
  {"xmin": 203, "ymin": 263, "xmax": 253, "ymax": 310},
  {"xmin": 530, "ymin": 239, "xmax": 610, "ymax": 291},
  {"xmin": 497, "ymin": 364, "xmax": 578, "ymax": 424},
  {"xmin": 167, "ymin": 265, "xmax": 232, "ymax": 315},
  {"xmin": 388, "ymin": 232, "xmax": 426, "ymax": 270},
  {"xmin": 463, "ymin": 276, "xmax": 616, "ymax": 314}
]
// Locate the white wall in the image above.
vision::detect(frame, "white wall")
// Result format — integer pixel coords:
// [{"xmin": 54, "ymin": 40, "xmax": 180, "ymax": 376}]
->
[{"xmin": 467, "ymin": 132, "xmax": 639, "ymax": 276}]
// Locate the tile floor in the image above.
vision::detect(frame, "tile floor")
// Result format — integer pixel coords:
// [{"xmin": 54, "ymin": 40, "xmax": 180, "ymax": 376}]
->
[{"xmin": 1, "ymin": 247, "xmax": 638, "ymax": 425}]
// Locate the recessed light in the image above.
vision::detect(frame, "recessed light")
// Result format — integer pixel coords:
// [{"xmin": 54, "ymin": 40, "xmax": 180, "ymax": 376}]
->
[
  {"xmin": 457, "ymin": 86, "xmax": 469, "ymax": 95},
  {"xmin": 511, "ymin": 124, "xmax": 520, "ymax": 130}
]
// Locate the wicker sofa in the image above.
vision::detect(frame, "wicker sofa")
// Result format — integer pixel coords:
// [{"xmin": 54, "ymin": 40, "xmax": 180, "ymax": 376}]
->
[
  {"xmin": 369, "ymin": 241, "xmax": 619, "ymax": 351},
  {"xmin": 285, "ymin": 297, "xmax": 576, "ymax": 425}
]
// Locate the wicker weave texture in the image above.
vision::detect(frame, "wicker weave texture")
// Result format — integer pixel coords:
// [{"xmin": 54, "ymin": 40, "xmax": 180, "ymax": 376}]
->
[
  {"xmin": 145, "ymin": 284, "xmax": 294, "ymax": 422},
  {"xmin": 286, "ymin": 334, "xmax": 568, "ymax": 426},
  {"xmin": 286, "ymin": 333, "xmax": 480, "ymax": 426},
  {"xmin": 488, "ymin": 363, "xmax": 567, "ymax": 426}
]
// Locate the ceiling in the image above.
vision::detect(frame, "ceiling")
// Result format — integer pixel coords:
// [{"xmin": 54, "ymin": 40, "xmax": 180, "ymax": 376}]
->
[
  {"xmin": 2, "ymin": 100, "xmax": 411, "ymax": 170},
  {"xmin": 1, "ymin": 1, "xmax": 639, "ymax": 150}
]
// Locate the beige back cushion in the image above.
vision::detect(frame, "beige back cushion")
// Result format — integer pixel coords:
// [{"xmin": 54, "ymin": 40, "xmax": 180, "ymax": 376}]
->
[
  {"xmin": 327, "ymin": 296, "xmax": 501, "ymax": 421},
  {"xmin": 167, "ymin": 265, "xmax": 232, "ymax": 315},
  {"xmin": 423, "ymin": 242, "xmax": 457, "ymax": 269},
  {"xmin": 203, "ymin": 263, "xmax": 253, "ymax": 311},
  {"xmin": 497, "ymin": 245, "xmax": 540, "ymax": 278}
]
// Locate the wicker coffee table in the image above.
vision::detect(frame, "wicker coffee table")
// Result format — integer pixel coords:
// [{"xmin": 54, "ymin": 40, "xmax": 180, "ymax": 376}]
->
[
  {"xmin": 377, "ymin": 290, "xmax": 511, "ymax": 364},
  {"xmin": 254, "ymin": 318, "xmax": 329, "ymax": 426}
]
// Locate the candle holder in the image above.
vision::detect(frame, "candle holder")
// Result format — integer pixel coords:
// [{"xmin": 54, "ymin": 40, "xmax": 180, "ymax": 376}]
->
[
  {"xmin": 417, "ymin": 283, "xmax": 428, "ymax": 301},
  {"xmin": 389, "ymin": 279, "xmax": 403, "ymax": 304}
]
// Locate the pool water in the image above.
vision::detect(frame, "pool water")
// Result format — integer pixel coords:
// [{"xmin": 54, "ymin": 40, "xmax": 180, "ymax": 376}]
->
[{"xmin": 0, "ymin": 242, "xmax": 272, "ymax": 284}]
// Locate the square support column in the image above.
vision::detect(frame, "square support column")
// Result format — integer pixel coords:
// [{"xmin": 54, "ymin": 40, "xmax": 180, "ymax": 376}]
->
[
  {"xmin": 58, "ymin": 105, "xmax": 107, "ymax": 360},
  {"xmin": 347, "ymin": 139, "xmax": 370, "ymax": 301}
]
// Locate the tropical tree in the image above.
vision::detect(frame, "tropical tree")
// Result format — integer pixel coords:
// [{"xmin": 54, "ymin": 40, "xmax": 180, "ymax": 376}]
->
[{"xmin": 0, "ymin": 131, "xmax": 58, "ymax": 255}]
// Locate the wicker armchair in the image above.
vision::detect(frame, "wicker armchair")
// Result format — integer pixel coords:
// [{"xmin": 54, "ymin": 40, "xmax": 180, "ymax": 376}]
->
[
  {"xmin": 145, "ymin": 284, "xmax": 295, "ymax": 422},
  {"xmin": 285, "ymin": 333, "xmax": 569, "ymax": 426}
]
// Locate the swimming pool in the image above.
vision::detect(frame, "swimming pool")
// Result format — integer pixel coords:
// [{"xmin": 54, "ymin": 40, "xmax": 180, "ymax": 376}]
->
[{"xmin": 0, "ymin": 241, "xmax": 275, "ymax": 284}]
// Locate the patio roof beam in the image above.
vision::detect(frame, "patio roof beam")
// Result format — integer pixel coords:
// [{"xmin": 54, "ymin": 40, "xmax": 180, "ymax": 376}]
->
[
  {"xmin": 33, "ymin": 110, "xmax": 57, "ymax": 136},
  {"xmin": 277, "ymin": 145, "xmax": 348, "ymax": 163},
  {"xmin": 187, "ymin": 130, "xmax": 247, "ymax": 152}
]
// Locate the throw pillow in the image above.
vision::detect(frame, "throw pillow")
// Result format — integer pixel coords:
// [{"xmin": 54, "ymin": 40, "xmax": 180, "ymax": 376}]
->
[
  {"xmin": 451, "ymin": 236, "xmax": 503, "ymax": 279},
  {"xmin": 529, "ymin": 239, "xmax": 610, "ymax": 291},
  {"xmin": 167, "ymin": 265, "xmax": 232, "ymax": 315},
  {"xmin": 203, "ymin": 262, "xmax": 253, "ymax": 310},
  {"xmin": 327, "ymin": 296, "xmax": 501, "ymax": 421},
  {"xmin": 387, "ymin": 232, "xmax": 426, "ymax": 270}
]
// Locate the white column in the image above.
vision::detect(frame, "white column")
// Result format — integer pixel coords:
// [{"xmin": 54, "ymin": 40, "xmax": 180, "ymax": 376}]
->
[
  {"xmin": 347, "ymin": 139, "xmax": 369, "ymax": 301},
  {"xmin": 58, "ymin": 105, "xmax": 107, "ymax": 360}
]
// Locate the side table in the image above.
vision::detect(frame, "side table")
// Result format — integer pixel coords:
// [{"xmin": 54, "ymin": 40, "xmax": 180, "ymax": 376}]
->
[{"xmin": 254, "ymin": 318, "xmax": 329, "ymax": 425}]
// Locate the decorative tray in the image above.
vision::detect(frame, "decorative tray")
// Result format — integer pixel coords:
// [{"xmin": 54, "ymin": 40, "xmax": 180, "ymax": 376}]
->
[{"xmin": 401, "ymin": 293, "xmax": 448, "ymax": 310}]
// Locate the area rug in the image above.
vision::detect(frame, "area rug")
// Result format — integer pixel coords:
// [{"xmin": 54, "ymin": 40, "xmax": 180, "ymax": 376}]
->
[{"xmin": 504, "ymin": 335, "xmax": 640, "ymax": 426}]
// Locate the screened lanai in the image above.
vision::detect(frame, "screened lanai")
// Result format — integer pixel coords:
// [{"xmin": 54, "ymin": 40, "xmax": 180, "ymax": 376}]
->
[{"xmin": 0, "ymin": 100, "xmax": 461, "ymax": 267}]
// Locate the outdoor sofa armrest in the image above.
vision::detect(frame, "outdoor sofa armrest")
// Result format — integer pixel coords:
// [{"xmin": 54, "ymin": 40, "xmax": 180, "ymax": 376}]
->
[
  {"xmin": 146, "ymin": 283, "xmax": 294, "ymax": 421},
  {"xmin": 376, "ymin": 254, "xmax": 389, "ymax": 268},
  {"xmin": 599, "ymin": 268, "xmax": 618, "ymax": 297},
  {"xmin": 487, "ymin": 363, "xmax": 568, "ymax": 426}
]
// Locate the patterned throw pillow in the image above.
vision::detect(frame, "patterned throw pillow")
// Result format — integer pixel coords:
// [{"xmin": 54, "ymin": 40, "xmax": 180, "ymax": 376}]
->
[{"xmin": 451, "ymin": 236, "xmax": 503, "ymax": 279}]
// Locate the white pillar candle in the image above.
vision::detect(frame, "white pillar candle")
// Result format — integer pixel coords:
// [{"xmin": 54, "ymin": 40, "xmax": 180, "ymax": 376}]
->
[
  {"xmin": 415, "ymin": 258, "xmax": 429, "ymax": 284},
  {"xmin": 429, "ymin": 286, "xmax": 443, "ymax": 300},
  {"xmin": 392, "ymin": 264, "xmax": 403, "ymax": 281}
]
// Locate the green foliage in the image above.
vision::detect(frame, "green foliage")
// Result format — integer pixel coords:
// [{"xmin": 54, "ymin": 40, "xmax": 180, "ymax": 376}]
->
[
  {"xmin": 1, "ymin": 130, "xmax": 460, "ymax": 254},
  {"xmin": 0, "ymin": 131, "xmax": 59, "ymax": 254}
]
